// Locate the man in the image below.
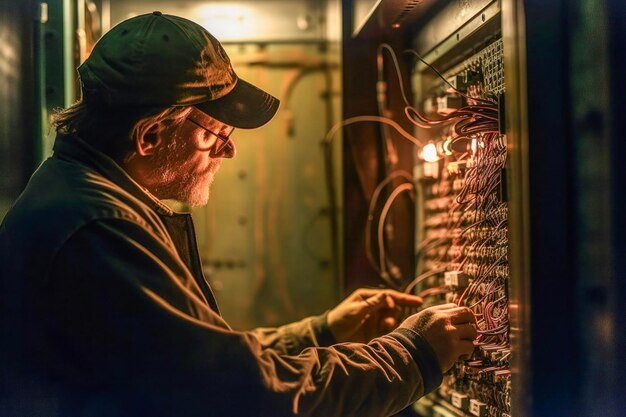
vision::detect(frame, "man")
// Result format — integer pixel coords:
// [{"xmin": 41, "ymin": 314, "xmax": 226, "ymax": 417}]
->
[{"xmin": 0, "ymin": 12, "xmax": 477, "ymax": 417}]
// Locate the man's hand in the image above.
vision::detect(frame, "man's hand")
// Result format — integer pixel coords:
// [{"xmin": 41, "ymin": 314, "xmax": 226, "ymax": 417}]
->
[
  {"xmin": 399, "ymin": 303, "xmax": 478, "ymax": 372},
  {"xmin": 327, "ymin": 288, "xmax": 424, "ymax": 343}
]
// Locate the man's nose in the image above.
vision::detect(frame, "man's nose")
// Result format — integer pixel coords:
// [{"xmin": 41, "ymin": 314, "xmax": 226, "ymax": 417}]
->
[{"xmin": 214, "ymin": 139, "xmax": 236, "ymax": 159}]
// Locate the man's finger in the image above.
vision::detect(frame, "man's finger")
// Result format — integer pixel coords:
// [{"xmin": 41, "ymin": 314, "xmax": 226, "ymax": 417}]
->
[
  {"xmin": 450, "ymin": 307, "xmax": 477, "ymax": 324},
  {"xmin": 380, "ymin": 316, "xmax": 397, "ymax": 331},
  {"xmin": 360, "ymin": 293, "xmax": 388, "ymax": 312},
  {"xmin": 354, "ymin": 288, "xmax": 384, "ymax": 299},
  {"xmin": 382, "ymin": 290, "xmax": 423, "ymax": 307},
  {"xmin": 353, "ymin": 290, "xmax": 419, "ymax": 310},
  {"xmin": 356, "ymin": 289, "xmax": 423, "ymax": 307},
  {"xmin": 385, "ymin": 295, "xmax": 396, "ymax": 310},
  {"xmin": 455, "ymin": 323, "xmax": 478, "ymax": 341}
]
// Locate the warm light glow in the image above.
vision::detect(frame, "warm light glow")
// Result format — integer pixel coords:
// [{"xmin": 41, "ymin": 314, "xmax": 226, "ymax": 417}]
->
[
  {"xmin": 0, "ymin": 32, "xmax": 18, "ymax": 77},
  {"xmin": 193, "ymin": 4, "xmax": 253, "ymax": 40},
  {"xmin": 422, "ymin": 143, "xmax": 439, "ymax": 162}
]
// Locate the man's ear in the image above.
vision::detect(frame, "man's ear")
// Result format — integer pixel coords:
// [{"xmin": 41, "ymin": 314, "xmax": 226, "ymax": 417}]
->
[{"xmin": 135, "ymin": 123, "xmax": 163, "ymax": 156}]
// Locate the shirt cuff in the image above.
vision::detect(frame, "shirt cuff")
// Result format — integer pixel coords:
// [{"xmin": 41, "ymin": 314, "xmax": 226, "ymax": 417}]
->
[
  {"xmin": 387, "ymin": 328, "xmax": 443, "ymax": 394},
  {"xmin": 310, "ymin": 310, "xmax": 336, "ymax": 347}
]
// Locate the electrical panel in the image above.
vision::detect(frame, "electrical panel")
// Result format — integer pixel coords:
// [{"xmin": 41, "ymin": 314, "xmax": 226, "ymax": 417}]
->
[
  {"xmin": 412, "ymin": 37, "xmax": 511, "ymax": 417},
  {"xmin": 346, "ymin": 3, "xmax": 514, "ymax": 414}
]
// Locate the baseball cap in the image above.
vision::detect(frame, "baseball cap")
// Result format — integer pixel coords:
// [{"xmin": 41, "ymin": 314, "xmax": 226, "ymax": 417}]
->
[{"xmin": 78, "ymin": 11, "xmax": 279, "ymax": 129}]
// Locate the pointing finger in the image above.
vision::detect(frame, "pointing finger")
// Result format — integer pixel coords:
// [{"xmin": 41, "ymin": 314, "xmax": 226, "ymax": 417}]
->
[
  {"xmin": 382, "ymin": 290, "xmax": 423, "ymax": 307},
  {"xmin": 356, "ymin": 289, "xmax": 423, "ymax": 308}
]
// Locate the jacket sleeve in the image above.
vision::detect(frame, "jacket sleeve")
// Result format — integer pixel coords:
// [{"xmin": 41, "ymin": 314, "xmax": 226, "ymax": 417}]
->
[
  {"xmin": 250, "ymin": 312, "xmax": 336, "ymax": 355},
  {"xmin": 47, "ymin": 218, "xmax": 442, "ymax": 417}
]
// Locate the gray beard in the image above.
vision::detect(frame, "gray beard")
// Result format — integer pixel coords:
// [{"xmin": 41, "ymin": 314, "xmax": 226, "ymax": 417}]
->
[
  {"xmin": 152, "ymin": 164, "xmax": 215, "ymax": 207},
  {"xmin": 149, "ymin": 139, "xmax": 217, "ymax": 207}
]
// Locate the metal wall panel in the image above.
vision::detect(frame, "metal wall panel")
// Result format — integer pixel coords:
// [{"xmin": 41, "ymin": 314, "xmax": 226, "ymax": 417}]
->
[{"xmin": 193, "ymin": 43, "xmax": 341, "ymax": 329}]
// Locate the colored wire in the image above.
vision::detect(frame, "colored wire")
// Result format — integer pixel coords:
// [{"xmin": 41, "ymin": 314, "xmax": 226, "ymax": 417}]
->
[
  {"xmin": 365, "ymin": 171, "xmax": 414, "ymax": 276},
  {"xmin": 323, "ymin": 115, "xmax": 424, "ymax": 147},
  {"xmin": 377, "ymin": 183, "xmax": 415, "ymax": 281}
]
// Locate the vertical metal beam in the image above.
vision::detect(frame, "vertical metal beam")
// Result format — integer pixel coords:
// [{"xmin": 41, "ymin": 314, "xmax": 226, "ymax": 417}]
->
[
  {"xmin": 501, "ymin": 0, "xmax": 531, "ymax": 415},
  {"xmin": 0, "ymin": 0, "xmax": 37, "ymax": 209},
  {"xmin": 34, "ymin": 1, "xmax": 48, "ymax": 164},
  {"xmin": 42, "ymin": 0, "xmax": 75, "ymax": 156}
]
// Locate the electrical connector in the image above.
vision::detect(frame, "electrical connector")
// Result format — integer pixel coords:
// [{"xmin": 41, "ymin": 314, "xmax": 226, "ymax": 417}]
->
[
  {"xmin": 469, "ymin": 399, "xmax": 487, "ymax": 417},
  {"xmin": 451, "ymin": 391, "xmax": 469, "ymax": 410},
  {"xmin": 444, "ymin": 271, "xmax": 469, "ymax": 288},
  {"xmin": 446, "ymin": 74, "xmax": 468, "ymax": 93},
  {"xmin": 437, "ymin": 95, "xmax": 465, "ymax": 115}
]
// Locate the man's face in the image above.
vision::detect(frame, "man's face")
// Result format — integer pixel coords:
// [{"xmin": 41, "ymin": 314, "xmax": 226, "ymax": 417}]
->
[{"xmin": 149, "ymin": 110, "xmax": 236, "ymax": 207}]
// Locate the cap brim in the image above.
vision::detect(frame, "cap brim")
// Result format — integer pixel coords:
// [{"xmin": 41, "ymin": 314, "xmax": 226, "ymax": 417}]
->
[{"xmin": 195, "ymin": 78, "xmax": 280, "ymax": 129}]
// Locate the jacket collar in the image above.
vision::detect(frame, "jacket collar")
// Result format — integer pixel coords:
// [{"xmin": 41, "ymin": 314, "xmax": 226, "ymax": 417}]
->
[{"xmin": 52, "ymin": 133, "xmax": 175, "ymax": 216}]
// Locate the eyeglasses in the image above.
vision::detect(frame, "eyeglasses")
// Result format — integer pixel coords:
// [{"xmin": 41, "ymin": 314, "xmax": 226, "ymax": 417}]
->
[{"xmin": 185, "ymin": 107, "xmax": 235, "ymax": 154}]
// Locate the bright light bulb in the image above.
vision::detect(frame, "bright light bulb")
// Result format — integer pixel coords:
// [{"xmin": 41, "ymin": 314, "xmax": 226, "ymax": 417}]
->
[{"xmin": 423, "ymin": 143, "xmax": 439, "ymax": 162}]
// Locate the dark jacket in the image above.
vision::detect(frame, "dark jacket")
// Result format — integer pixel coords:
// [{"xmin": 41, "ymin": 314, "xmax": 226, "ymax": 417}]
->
[{"xmin": 0, "ymin": 134, "xmax": 441, "ymax": 417}]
